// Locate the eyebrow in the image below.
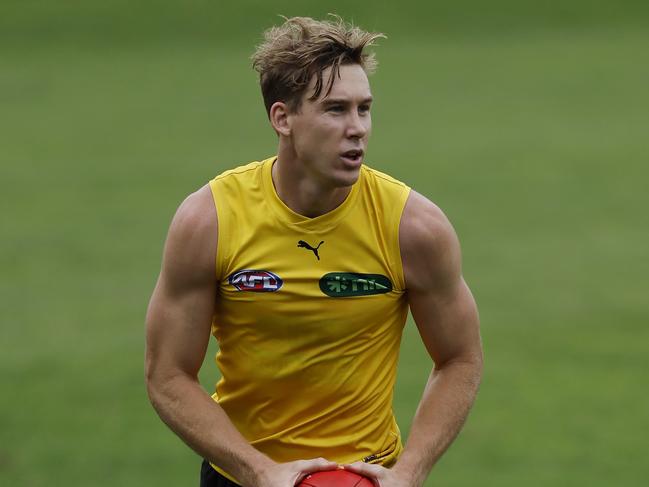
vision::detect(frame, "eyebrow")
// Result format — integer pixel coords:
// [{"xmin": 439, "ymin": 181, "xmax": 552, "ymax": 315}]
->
[{"xmin": 321, "ymin": 96, "xmax": 373, "ymax": 106}]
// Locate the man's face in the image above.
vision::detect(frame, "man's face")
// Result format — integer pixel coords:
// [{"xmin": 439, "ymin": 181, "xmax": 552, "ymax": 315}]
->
[{"xmin": 286, "ymin": 63, "xmax": 373, "ymax": 188}]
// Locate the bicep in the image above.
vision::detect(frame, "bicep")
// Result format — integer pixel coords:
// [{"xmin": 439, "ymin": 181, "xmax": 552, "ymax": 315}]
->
[
  {"xmin": 400, "ymin": 191, "xmax": 482, "ymax": 366},
  {"xmin": 145, "ymin": 186, "xmax": 217, "ymax": 380},
  {"xmin": 408, "ymin": 279, "xmax": 481, "ymax": 367},
  {"xmin": 146, "ymin": 273, "xmax": 215, "ymax": 379}
]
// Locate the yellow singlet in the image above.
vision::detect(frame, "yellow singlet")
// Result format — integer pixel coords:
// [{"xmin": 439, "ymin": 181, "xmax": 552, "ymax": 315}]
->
[{"xmin": 208, "ymin": 157, "xmax": 411, "ymax": 482}]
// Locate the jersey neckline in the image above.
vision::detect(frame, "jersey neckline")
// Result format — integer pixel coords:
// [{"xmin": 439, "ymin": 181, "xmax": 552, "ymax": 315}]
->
[{"xmin": 261, "ymin": 156, "xmax": 362, "ymax": 233}]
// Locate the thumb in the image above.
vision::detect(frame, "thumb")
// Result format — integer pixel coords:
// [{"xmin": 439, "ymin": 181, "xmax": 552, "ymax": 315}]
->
[
  {"xmin": 301, "ymin": 457, "xmax": 339, "ymax": 471},
  {"xmin": 341, "ymin": 462, "xmax": 383, "ymax": 486},
  {"xmin": 294, "ymin": 458, "xmax": 340, "ymax": 485}
]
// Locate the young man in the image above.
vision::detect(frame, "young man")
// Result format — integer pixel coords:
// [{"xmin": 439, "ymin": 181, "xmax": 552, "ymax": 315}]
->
[{"xmin": 145, "ymin": 16, "xmax": 482, "ymax": 487}]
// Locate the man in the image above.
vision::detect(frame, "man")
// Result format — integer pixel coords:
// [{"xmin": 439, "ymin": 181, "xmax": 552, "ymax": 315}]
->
[{"xmin": 145, "ymin": 16, "xmax": 482, "ymax": 487}]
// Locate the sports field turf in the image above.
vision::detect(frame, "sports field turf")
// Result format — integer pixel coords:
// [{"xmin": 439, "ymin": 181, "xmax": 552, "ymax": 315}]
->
[{"xmin": 1, "ymin": 1, "xmax": 648, "ymax": 485}]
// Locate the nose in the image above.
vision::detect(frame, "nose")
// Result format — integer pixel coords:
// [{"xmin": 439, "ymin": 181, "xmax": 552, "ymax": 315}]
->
[{"xmin": 346, "ymin": 110, "xmax": 369, "ymax": 139}]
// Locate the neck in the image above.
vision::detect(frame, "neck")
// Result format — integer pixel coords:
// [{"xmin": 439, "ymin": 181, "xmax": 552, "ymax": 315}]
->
[{"xmin": 272, "ymin": 146, "xmax": 353, "ymax": 218}]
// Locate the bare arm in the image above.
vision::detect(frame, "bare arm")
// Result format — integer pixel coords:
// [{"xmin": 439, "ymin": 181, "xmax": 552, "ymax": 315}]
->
[
  {"xmin": 345, "ymin": 191, "xmax": 483, "ymax": 486},
  {"xmin": 145, "ymin": 186, "xmax": 335, "ymax": 486},
  {"xmin": 145, "ymin": 185, "xmax": 271, "ymax": 484},
  {"xmin": 393, "ymin": 190, "xmax": 483, "ymax": 484}
]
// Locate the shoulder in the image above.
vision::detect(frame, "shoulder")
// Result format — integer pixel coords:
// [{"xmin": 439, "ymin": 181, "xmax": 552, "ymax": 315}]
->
[
  {"xmin": 163, "ymin": 185, "xmax": 217, "ymax": 284},
  {"xmin": 399, "ymin": 191, "xmax": 461, "ymax": 292},
  {"xmin": 170, "ymin": 185, "xmax": 217, "ymax": 240},
  {"xmin": 211, "ymin": 159, "xmax": 267, "ymax": 185},
  {"xmin": 361, "ymin": 164, "xmax": 409, "ymax": 191},
  {"xmin": 400, "ymin": 191, "xmax": 457, "ymax": 251},
  {"xmin": 360, "ymin": 166, "xmax": 411, "ymax": 222}
]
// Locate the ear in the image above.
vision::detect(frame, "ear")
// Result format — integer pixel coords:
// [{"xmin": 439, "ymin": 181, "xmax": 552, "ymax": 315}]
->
[{"xmin": 269, "ymin": 101, "xmax": 291, "ymax": 137}]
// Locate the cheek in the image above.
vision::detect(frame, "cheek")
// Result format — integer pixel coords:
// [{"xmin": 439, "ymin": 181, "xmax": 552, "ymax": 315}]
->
[
  {"xmin": 293, "ymin": 127, "xmax": 317, "ymax": 148},
  {"xmin": 295, "ymin": 122, "xmax": 339, "ymax": 150},
  {"xmin": 292, "ymin": 130, "xmax": 324, "ymax": 160}
]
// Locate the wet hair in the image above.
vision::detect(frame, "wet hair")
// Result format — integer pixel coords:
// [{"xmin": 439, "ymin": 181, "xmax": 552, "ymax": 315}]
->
[{"xmin": 251, "ymin": 15, "xmax": 385, "ymax": 116}]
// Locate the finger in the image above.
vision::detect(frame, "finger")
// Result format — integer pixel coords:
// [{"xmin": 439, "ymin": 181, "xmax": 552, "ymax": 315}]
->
[
  {"xmin": 301, "ymin": 457, "xmax": 339, "ymax": 471},
  {"xmin": 294, "ymin": 458, "xmax": 340, "ymax": 485},
  {"xmin": 341, "ymin": 461, "xmax": 385, "ymax": 480}
]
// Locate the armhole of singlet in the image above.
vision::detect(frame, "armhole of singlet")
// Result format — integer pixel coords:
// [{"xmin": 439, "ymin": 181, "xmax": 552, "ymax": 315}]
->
[
  {"xmin": 392, "ymin": 184, "xmax": 411, "ymax": 292},
  {"xmin": 363, "ymin": 167, "xmax": 411, "ymax": 293},
  {"xmin": 208, "ymin": 177, "xmax": 228, "ymax": 281}
]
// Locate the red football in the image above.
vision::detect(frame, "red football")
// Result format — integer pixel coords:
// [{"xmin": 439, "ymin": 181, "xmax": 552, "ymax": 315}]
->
[{"xmin": 298, "ymin": 469, "xmax": 374, "ymax": 487}]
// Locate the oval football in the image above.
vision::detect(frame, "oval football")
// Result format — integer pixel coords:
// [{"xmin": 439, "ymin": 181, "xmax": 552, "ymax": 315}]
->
[{"xmin": 298, "ymin": 469, "xmax": 373, "ymax": 487}]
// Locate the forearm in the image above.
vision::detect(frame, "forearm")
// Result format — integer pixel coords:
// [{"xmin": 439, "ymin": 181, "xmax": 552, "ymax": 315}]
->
[
  {"xmin": 146, "ymin": 372, "xmax": 273, "ymax": 485},
  {"xmin": 393, "ymin": 359, "xmax": 482, "ymax": 486}
]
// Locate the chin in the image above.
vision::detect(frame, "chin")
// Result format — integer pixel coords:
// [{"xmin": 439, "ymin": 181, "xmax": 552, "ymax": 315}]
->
[{"xmin": 332, "ymin": 166, "xmax": 361, "ymax": 188}]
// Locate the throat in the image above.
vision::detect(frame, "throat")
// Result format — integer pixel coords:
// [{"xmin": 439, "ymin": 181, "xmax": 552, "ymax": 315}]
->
[{"xmin": 272, "ymin": 160, "xmax": 352, "ymax": 218}]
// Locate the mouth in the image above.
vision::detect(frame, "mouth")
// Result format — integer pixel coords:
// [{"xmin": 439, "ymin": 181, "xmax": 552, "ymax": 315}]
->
[{"xmin": 340, "ymin": 149, "xmax": 364, "ymax": 165}]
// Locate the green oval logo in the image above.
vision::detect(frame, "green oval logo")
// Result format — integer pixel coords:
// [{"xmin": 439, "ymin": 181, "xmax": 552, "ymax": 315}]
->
[{"xmin": 319, "ymin": 273, "xmax": 393, "ymax": 297}]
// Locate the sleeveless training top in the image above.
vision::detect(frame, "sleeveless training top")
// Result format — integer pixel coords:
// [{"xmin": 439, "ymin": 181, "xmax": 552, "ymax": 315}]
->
[{"xmin": 208, "ymin": 157, "xmax": 411, "ymax": 482}]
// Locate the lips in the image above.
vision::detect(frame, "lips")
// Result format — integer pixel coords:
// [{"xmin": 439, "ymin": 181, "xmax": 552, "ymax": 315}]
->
[{"xmin": 340, "ymin": 149, "xmax": 364, "ymax": 163}]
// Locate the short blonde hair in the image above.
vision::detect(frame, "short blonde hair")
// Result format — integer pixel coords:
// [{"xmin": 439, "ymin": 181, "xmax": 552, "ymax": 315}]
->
[{"xmin": 251, "ymin": 15, "xmax": 385, "ymax": 116}]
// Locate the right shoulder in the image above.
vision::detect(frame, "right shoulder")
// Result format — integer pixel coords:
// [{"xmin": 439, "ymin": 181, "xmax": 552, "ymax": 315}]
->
[
  {"xmin": 170, "ymin": 184, "xmax": 217, "ymax": 238},
  {"xmin": 211, "ymin": 159, "xmax": 267, "ymax": 185},
  {"xmin": 162, "ymin": 184, "xmax": 217, "ymax": 285}
]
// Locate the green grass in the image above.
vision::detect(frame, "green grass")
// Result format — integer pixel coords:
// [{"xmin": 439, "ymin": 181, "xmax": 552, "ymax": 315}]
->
[{"xmin": 1, "ymin": 2, "xmax": 648, "ymax": 486}]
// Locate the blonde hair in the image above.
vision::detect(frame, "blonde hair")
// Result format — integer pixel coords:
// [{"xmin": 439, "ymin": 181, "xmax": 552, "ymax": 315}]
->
[{"xmin": 251, "ymin": 15, "xmax": 385, "ymax": 116}]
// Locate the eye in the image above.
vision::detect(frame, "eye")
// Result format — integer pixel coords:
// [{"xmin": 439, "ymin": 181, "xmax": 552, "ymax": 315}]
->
[
  {"xmin": 327, "ymin": 105, "xmax": 345, "ymax": 113},
  {"xmin": 359, "ymin": 104, "xmax": 371, "ymax": 115}
]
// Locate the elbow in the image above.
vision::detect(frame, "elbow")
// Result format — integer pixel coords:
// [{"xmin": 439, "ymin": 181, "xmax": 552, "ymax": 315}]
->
[
  {"xmin": 144, "ymin": 352, "xmax": 157, "ymax": 395},
  {"xmin": 473, "ymin": 349, "xmax": 484, "ymax": 378},
  {"xmin": 471, "ymin": 357, "xmax": 483, "ymax": 392},
  {"xmin": 144, "ymin": 366, "xmax": 182, "ymax": 430},
  {"xmin": 144, "ymin": 359, "xmax": 198, "ymax": 410},
  {"xmin": 144, "ymin": 367, "xmax": 184, "ymax": 423},
  {"xmin": 435, "ymin": 351, "xmax": 484, "ymax": 391},
  {"xmin": 460, "ymin": 343, "xmax": 484, "ymax": 388},
  {"xmin": 465, "ymin": 349, "xmax": 484, "ymax": 390},
  {"xmin": 144, "ymin": 362, "xmax": 165, "ymax": 410},
  {"xmin": 144, "ymin": 358, "xmax": 176, "ymax": 410}
]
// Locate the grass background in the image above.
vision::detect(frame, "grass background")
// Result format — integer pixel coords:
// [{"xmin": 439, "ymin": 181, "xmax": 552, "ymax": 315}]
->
[{"xmin": 1, "ymin": 1, "xmax": 648, "ymax": 485}]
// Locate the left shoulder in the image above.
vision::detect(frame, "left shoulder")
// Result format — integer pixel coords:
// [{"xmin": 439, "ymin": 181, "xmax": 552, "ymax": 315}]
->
[
  {"xmin": 399, "ymin": 190, "xmax": 462, "ymax": 293},
  {"xmin": 361, "ymin": 164, "xmax": 409, "ymax": 191}
]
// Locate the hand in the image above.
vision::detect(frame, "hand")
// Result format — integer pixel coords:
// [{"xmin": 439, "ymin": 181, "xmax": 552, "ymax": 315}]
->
[
  {"xmin": 253, "ymin": 457, "xmax": 339, "ymax": 487},
  {"xmin": 342, "ymin": 462, "xmax": 415, "ymax": 487}
]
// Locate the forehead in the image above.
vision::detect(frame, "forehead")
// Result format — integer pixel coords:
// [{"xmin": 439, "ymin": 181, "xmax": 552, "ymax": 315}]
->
[{"xmin": 307, "ymin": 63, "xmax": 372, "ymax": 103}]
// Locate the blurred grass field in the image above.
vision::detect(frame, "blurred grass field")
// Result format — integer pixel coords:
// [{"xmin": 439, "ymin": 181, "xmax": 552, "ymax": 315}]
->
[{"xmin": 1, "ymin": 1, "xmax": 648, "ymax": 486}]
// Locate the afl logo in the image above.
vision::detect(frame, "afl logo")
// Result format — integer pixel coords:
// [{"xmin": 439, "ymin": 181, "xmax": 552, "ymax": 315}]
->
[{"xmin": 229, "ymin": 270, "xmax": 283, "ymax": 292}]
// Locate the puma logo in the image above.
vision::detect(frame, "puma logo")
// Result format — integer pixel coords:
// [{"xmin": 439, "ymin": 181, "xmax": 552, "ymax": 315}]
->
[{"xmin": 297, "ymin": 240, "xmax": 324, "ymax": 261}]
